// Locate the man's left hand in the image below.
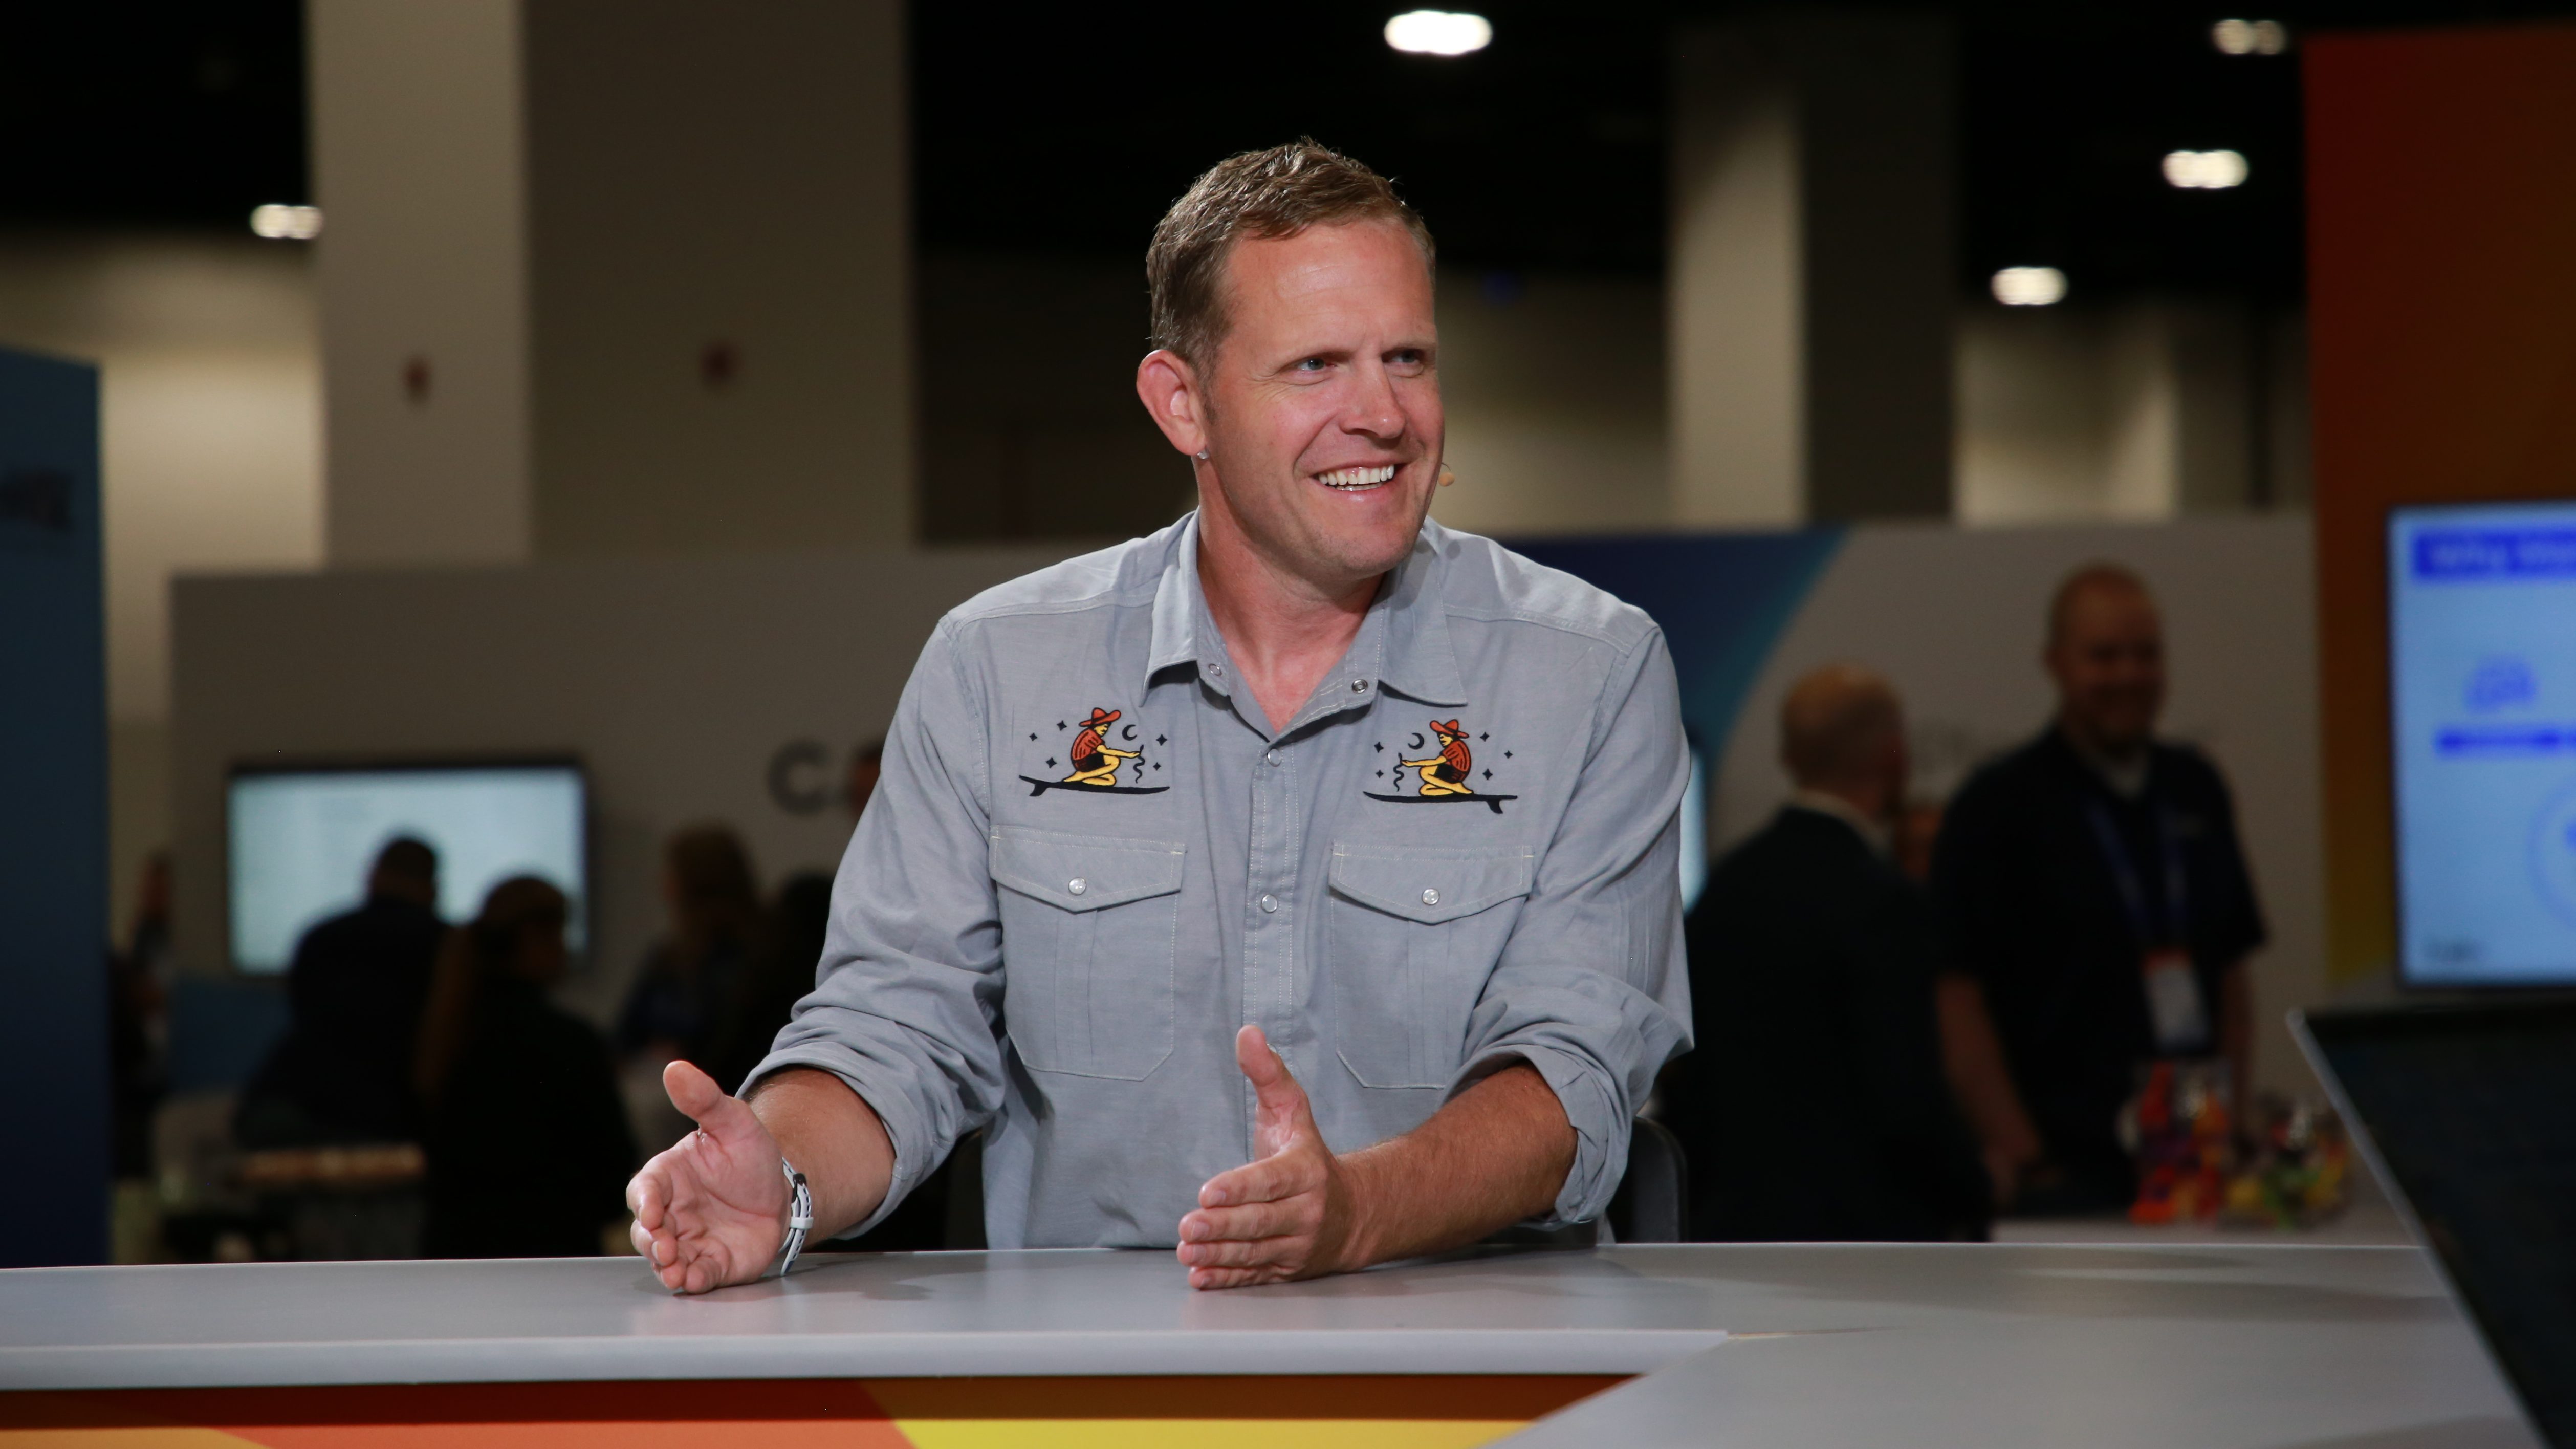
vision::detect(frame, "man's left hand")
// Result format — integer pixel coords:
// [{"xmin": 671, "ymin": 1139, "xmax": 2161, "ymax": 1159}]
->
[{"xmin": 1177, "ymin": 1026, "xmax": 1368, "ymax": 1289}]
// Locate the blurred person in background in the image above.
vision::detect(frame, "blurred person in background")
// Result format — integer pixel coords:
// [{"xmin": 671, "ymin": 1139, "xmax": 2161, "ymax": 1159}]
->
[
  {"xmin": 416, "ymin": 876, "xmax": 635, "ymax": 1257},
  {"xmin": 108, "ymin": 850, "xmax": 175, "ymax": 1179},
  {"xmin": 618, "ymin": 825, "xmax": 760, "ymax": 1071},
  {"xmin": 236, "ymin": 838, "xmax": 445, "ymax": 1148},
  {"xmin": 707, "ymin": 874, "xmax": 834, "ymax": 1097},
  {"xmin": 1933, "ymin": 564, "xmax": 2264, "ymax": 1213},
  {"xmin": 1664, "ymin": 666, "xmax": 1988, "ymax": 1242}
]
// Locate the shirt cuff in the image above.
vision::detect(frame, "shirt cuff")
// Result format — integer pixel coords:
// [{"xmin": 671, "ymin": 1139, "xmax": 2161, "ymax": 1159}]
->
[
  {"xmin": 741, "ymin": 1041, "xmax": 937, "ymax": 1239},
  {"xmin": 1451, "ymin": 1043, "xmax": 1626, "ymax": 1230}
]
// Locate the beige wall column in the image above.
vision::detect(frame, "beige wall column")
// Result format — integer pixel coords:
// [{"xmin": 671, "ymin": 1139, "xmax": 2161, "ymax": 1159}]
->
[
  {"xmin": 1669, "ymin": 13, "xmax": 1955, "ymax": 527},
  {"xmin": 308, "ymin": 0, "xmax": 912, "ymax": 565},
  {"xmin": 523, "ymin": 0, "xmax": 912, "ymax": 555},
  {"xmin": 311, "ymin": 0, "xmax": 533, "ymax": 566}
]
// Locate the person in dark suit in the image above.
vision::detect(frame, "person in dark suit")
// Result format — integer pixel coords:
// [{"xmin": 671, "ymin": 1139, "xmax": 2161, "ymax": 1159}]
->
[
  {"xmin": 236, "ymin": 837, "xmax": 447, "ymax": 1147},
  {"xmin": 1665, "ymin": 665, "xmax": 1989, "ymax": 1242}
]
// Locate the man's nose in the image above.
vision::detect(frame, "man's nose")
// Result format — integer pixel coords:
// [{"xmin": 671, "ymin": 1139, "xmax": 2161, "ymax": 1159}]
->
[{"xmin": 1341, "ymin": 359, "xmax": 1406, "ymax": 440}]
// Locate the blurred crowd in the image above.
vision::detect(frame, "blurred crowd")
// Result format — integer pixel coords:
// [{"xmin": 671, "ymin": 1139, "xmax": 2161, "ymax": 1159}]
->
[
  {"xmin": 106, "ymin": 741, "xmax": 932, "ymax": 1263},
  {"xmin": 110, "ymin": 558, "xmax": 2264, "ymax": 1259},
  {"xmin": 1661, "ymin": 560, "xmax": 2265, "ymax": 1242}
]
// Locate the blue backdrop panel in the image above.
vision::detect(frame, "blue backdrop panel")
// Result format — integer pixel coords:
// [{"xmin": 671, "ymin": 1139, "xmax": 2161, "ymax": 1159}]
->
[
  {"xmin": 1508, "ymin": 530, "xmax": 1846, "ymax": 765},
  {"xmin": 0, "ymin": 345, "xmax": 107, "ymax": 1266}
]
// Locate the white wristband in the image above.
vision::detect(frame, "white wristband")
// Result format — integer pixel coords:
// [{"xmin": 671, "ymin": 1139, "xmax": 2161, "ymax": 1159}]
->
[{"xmin": 774, "ymin": 1158, "xmax": 814, "ymax": 1278}]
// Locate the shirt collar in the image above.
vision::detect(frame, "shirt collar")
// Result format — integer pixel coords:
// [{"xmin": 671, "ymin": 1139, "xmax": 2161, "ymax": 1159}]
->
[
  {"xmin": 1140, "ymin": 512, "xmax": 1467, "ymax": 709},
  {"xmin": 1787, "ymin": 790, "xmax": 1893, "ymax": 856},
  {"xmin": 2055, "ymin": 723, "xmax": 2155, "ymax": 801}
]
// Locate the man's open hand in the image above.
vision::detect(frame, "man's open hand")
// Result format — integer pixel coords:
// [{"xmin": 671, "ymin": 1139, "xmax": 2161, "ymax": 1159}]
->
[
  {"xmin": 1176, "ymin": 1026, "xmax": 1369, "ymax": 1290},
  {"xmin": 627, "ymin": 1059, "xmax": 789, "ymax": 1293}
]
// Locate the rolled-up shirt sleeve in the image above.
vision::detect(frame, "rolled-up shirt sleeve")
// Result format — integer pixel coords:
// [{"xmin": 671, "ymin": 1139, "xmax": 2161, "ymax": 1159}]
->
[
  {"xmin": 1455, "ymin": 628, "xmax": 1693, "ymax": 1227},
  {"xmin": 745, "ymin": 619, "xmax": 1003, "ymax": 1234}
]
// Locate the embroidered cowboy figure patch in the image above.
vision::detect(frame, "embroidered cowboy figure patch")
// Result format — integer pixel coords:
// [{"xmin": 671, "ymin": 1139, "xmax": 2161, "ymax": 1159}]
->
[
  {"xmin": 1365, "ymin": 718, "xmax": 1518, "ymax": 815},
  {"xmin": 1019, "ymin": 705, "xmax": 1171, "ymax": 798},
  {"xmin": 1403, "ymin": 718, "xmax": 1476, "ymax": 796},
  {"xmin": 1063, "ymin": 706, "xmax": 1137, "ymax": 786}
]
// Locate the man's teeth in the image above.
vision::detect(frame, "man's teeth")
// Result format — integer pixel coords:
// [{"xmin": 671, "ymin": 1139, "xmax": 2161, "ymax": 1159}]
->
[{"xmin": 1317, "ymin": 465, "xmax": 1398, "ymax": 490}]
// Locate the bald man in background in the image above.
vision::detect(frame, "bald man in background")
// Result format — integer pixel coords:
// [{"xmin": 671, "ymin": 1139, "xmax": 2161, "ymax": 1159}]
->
[{"xmin": 1662, "ymin": 666, "xmax": 1989, "ymax": 1242}]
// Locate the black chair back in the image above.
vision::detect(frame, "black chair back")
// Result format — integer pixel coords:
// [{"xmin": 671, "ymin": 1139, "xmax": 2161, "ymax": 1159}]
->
[{"xmin": 1608, "ymin": 1116, "xmax": 1689, "ymax": 1243}]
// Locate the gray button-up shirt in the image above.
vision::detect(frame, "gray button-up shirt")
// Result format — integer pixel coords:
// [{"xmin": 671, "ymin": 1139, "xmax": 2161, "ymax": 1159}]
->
[{"xmin": 752, "ymin": 514, "xmax": 1691, "ymax": 1247}]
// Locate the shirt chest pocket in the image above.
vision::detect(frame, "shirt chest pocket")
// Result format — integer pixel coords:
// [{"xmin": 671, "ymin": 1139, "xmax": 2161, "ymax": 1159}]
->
[
  {"xmin": 1326, "ymin": 842, "xmax": 1535, "ymax": 1090},
  {"xmin": 991, "ymin": 827, "xmax": 1187, "ymax": 1080}
]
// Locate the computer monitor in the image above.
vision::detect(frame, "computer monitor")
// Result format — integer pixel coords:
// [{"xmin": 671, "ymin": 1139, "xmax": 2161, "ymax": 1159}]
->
[
  {"xmin": 227, "ymin": 760, "xmax": 589, "ymax": 974},
  {"xmin": 2389, "ymin": 501, "xmax": 2576, "ymax": 986}
]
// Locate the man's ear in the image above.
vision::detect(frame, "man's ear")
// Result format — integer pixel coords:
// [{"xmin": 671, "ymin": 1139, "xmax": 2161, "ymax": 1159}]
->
[{"xmin": 1136, "ymin": 349, "xmax": 1210, "ymax": 459}]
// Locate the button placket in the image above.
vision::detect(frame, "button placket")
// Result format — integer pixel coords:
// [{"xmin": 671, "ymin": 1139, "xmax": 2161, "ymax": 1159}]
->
[{"xmin": 1241, "ymin": 728, "xmax": 1301, "ymax": 1143}]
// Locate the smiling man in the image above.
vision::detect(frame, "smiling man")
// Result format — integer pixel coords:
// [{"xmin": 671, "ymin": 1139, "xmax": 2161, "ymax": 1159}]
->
[
  {"xmin": 1931, "ymin": 564, "xmax": 2266, "ymax": 1216},
  {"xmin": 628, "ymin": 140, "xmax": 1690, "ymax": 1291}
]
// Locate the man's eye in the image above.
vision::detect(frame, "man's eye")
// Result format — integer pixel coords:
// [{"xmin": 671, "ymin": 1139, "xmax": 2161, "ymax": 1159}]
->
[
  {"xmin": 1294, "ymin": 357, "xmax": 1329, "ymax": 373},
  {"xmin": 1389, "ymin": 350, "xmax": 1425, "ymax": 368}
]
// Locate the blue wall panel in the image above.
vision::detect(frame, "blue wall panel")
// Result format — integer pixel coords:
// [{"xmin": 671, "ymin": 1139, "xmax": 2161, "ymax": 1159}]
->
[{"xmin": 0, "ymin": 345, "xmax": 107, "ymax": 1266}]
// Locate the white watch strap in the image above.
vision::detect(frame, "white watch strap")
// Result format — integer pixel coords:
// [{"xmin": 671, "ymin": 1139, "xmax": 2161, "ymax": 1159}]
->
[{"xmin": 775, "ymin": 1158, "xmax": 814, "ymax": 1278}]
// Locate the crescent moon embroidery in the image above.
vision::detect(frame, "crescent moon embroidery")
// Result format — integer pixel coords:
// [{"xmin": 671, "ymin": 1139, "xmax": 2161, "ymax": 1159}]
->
[
  {"xmin": 1409, "ymin": 732, "xmax": 1426, "ymax": 749},
  {"xmin": 1121, "ymin": 723, "xmax": 1140, "ymax": 742}
]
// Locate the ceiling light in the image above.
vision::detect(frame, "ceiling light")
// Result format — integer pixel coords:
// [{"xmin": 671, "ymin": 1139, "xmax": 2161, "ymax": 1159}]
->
[
  {"xmin": 1385, "ymin": 10, "xmax": 1492, "ymax": 56},
  {"xmin": 1992, "ymin": 267, "xmax": 2067, "ymax": 306},
  {"xmin": 2163, "ymin": 149, "xmax": 2249, "ymax": 189},
  {"xmin": 2212, "ymin": 19, "xmax": 2289, "ymax": 55},
  {"xmin": 250, "ymin": 204, "xmax": 323, "ymax": 240}
]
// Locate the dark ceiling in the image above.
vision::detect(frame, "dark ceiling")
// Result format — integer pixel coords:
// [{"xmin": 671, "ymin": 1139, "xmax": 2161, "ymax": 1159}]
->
[
  {"xmin": 7, "ymin": 1, "xmax": 2572, "ymax": 307},
  {"xmin": 0, "ymin": 2, "xmax": 305, "ymax": 228}
]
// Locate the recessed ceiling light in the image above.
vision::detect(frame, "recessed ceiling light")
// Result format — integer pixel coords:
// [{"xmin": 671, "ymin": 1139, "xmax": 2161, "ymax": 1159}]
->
[
  {"xmin": 1385, "ymin": 10, "xmax": 1492, "ymax": 56},
  {"xmin": 250, "ymin": 204, "xmax": 323, "ymax": 240},
  {"xmin": 2212, "ymin": 18, "xmax": 2289, "ymax": 55},
  {"xmin": 1992, "ymin": 267, "xmax": 2067, "ymax": 306},
  {"xmin": 2163, "ymin": 149, "xmax": 2249, "ymax": 189}
]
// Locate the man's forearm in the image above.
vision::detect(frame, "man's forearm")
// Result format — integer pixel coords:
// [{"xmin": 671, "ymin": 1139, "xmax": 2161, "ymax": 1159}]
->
[
  {"xmin": 746, "ymin": 1067, "xmax": 897, "ymax": 1240},
  {"xmin": 2218, "ymin": 960, "xmax": 2254, "ymax": 1104},
  {"xmin": 1936, "ymin": 975, "xmax": 2043, "ymax": 1163},
  {"xmin": 1339, "ymin": 1062, "xmax": 1575, "ymax": 1266}
]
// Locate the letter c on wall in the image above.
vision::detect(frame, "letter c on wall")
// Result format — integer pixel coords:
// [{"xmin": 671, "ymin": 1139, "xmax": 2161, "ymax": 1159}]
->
[{"xmin": 768, "ymin": 739, "xmax": 831, "ymax": 815}]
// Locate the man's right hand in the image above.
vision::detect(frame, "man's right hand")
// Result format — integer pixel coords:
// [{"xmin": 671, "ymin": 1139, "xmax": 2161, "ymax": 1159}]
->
[{"xmin": 627, "ymin": 1059, "xmax": 789, "ymax": 1294}]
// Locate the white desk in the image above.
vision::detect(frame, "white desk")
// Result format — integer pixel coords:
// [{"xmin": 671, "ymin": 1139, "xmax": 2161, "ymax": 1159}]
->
[{"xmin": 0, "ymin": 1244, "xmax": 2538, "ymax": 1448}]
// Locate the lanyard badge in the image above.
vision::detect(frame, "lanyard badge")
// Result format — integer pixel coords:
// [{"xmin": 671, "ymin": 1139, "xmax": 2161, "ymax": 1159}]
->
[
  {"xmin": 2085, "ymin": 797, "xmax": 2210, "ymax": 1055},
  {"xmin": 2141, "ymin": 948, "xmax": 2210, "ymax": 1054}
]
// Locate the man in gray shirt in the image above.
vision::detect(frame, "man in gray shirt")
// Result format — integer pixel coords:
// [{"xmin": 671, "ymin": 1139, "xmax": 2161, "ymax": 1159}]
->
[{"xmin": 630, "ymin": 140, "xmax": 1690, "ymax": 1291}]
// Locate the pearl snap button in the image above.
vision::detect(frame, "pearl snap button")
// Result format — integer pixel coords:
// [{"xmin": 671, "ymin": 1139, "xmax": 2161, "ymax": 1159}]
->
[
  {"xmin": 1265, "ymin": 749, "xmax": 1280, "ymax": 766},
  {"xmin": 1351, "ymin": 679, "xmax": 1368, "ymax": 691},
  {"xmin": 1422, "ymin": 888, "xmax": 1441, "ymax": 906},
  {"xmin": 1259, "ymin": 894, "xmax": 1279, "ymax": 913},
  {"xmin": 1067, "ymin": 878, "xmax": 1087, "ymax": 896}
]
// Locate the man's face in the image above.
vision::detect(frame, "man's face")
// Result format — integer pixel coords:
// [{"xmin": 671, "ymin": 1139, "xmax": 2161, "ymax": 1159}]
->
[
  {"xmin": 1196, "ymin": 220, "xmax": 1443, "ymax": 590},
  {"xmin": 2048, "ymin": 583, "xmax": 2167, "ymax": 756}
]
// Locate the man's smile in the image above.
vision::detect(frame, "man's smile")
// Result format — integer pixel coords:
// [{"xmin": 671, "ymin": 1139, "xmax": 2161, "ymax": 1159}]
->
[{"xmin": 1314, "ymin": 464, "xmax": 1400, "ymax": 491}]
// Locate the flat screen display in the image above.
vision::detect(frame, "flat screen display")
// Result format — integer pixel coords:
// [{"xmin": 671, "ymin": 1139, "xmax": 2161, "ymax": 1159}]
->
[
  {"xmin": 227, "ymin": 761, "xmax": 587, "ymax": 974},
  {"xmin": 2391, "ymin": 503, "xmax": 2576, "ymax": 986}
]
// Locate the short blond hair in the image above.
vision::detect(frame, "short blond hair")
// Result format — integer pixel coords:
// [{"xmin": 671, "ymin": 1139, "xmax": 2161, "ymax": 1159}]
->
[{"xmin": 1147, "ymin": 139, "xmax": 1434, "ymax": 379}]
